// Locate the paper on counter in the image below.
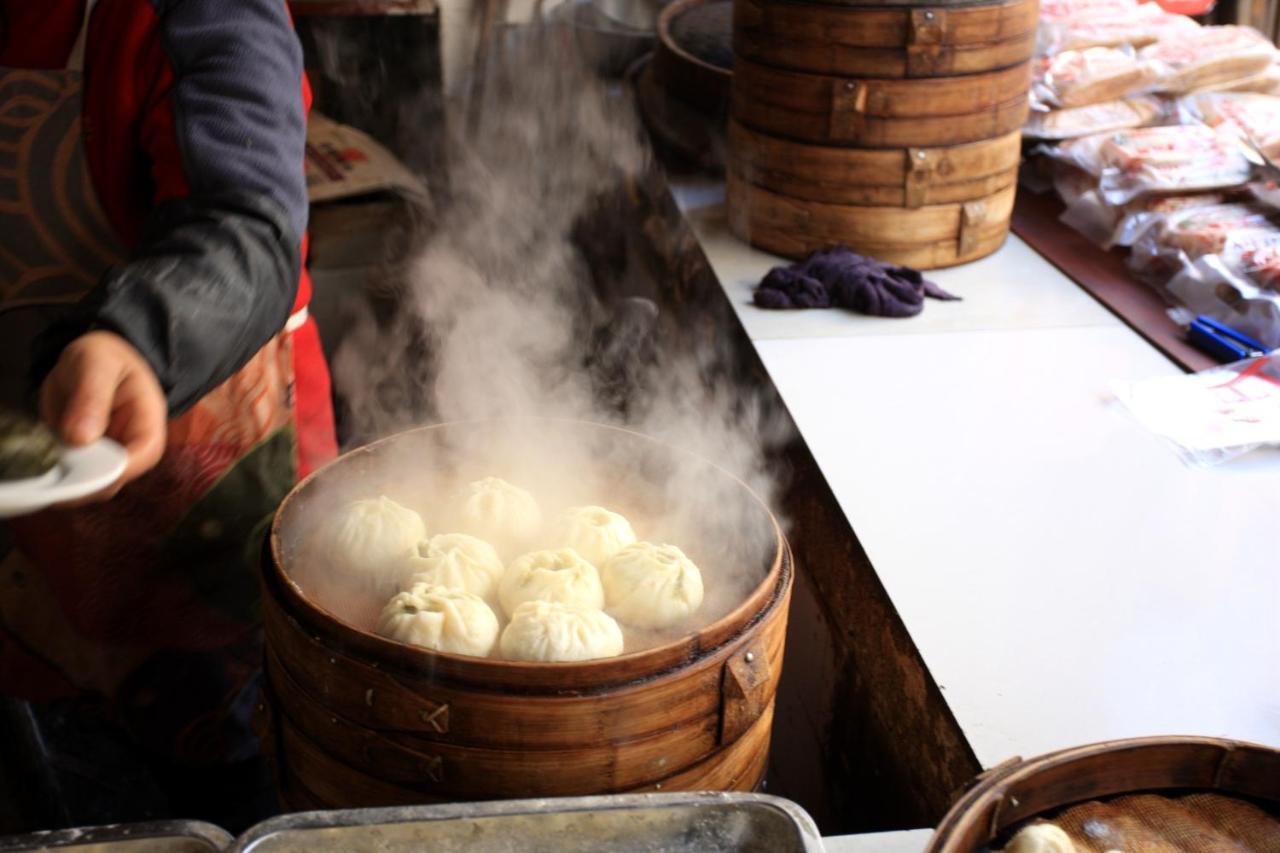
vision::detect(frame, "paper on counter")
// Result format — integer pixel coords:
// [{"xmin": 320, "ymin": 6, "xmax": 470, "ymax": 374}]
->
[{"xmin": 1112, "ymin": 353, "xmax": 1280, "ymax": 465}]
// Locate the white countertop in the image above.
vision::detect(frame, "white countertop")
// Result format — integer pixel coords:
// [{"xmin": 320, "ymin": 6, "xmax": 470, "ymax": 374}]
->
[{"xmin": 675, "ymin": 182, "xmax": 1280, "ymax": 777}]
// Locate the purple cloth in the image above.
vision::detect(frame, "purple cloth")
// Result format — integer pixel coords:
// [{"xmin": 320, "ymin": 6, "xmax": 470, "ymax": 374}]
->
[{"xmin": 753, "ymin": 246, "xmax": 960, "ymax": 318}]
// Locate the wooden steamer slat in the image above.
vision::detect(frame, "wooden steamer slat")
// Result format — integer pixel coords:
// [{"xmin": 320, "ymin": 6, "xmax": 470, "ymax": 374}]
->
[
  {"xmin": 728, "ymin": 174, "xmax": 1014, "ymax": 266},
  {"xmin": 268, "ymin": 694, "xmax": 777, "ymax": 809},
  {"xmin": 735, "ymin": 0, "xmax": 1039, "ymax": 78},
  {"xmin": 729, "ymin": 121, "xmax": 1020, "ymax": 208},
  {"xmin": 732, "ymin": 56, "xmax": 1030, "ymax": 148}
]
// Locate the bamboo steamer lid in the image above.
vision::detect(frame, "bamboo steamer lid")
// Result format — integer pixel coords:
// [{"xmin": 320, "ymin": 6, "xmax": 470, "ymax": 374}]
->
[
  {"xmin": 734, "ymin": 0, "xmax": 1039, "ymax": 78},
  {"xmin": 731, "ymin": 55, "xmax": 1031, "ymax": 147},
  {"xmin": 729, "ymin": 121, "xmax": 1020, "ymax": 208},
  {"xmin": 727, "ymin": 172, "xmax": 1014, "ymax": 267}
]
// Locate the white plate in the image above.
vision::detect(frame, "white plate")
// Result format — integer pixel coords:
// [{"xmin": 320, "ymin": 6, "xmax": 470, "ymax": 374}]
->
[{"xmin": 0, "ymin": 438, "xmax": 128, "ymax": 518}]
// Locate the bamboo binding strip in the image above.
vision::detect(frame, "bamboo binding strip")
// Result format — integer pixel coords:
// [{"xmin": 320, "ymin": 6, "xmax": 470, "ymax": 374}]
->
[
  {"xmin": 727, "ymin": 174, "xmax": 1015, "ymax": 266},
  {"xmin": 734, "ymin": 0, "xmax": 1039, "ymax": 78},
  {"xmin": 729, "ymin": 121, "xmax": 1020, "ymax": 208},
  {"xmin": 732, "ymin": 56, "xmax": 1031, "ymax": 147}
]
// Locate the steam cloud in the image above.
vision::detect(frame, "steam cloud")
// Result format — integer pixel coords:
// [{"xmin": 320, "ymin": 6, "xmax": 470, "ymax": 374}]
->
[{"xmin": 292, "ymin": 21, "xmax": 792, "ymax": 645}]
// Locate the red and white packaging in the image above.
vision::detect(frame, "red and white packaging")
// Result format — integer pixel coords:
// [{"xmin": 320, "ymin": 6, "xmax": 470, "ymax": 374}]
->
[
  {"xmin": 1219, "ymin": 227, "xmax": 1280, "ymax": 290},
  {"xmin": 1038, "ymin": 0, "xmax": 1137, "ymax": 22},
  {"xmin": 1179, "ymin": 92, "xmax": 1280, "ymax": 159},
  {"xmin": 1024, "ymin": 95, "xmax": 1164, "ymax": 140},
  {"xmin": 1151, "ymin": 202, "xmax": 1276, "ymax": 257},
  {"xmin": 1032, "ymin": 47, "xmax": 1161, "ymax": 109},
  {"xmin": 1128, "ymin": 201, "xmax": 1277, "ymax": 281},
  {"xmin": 1042, "ymin": 2, "xmax": 1199, "ymax": 54},
  {"xmin": 1141, "ymin": 26, "xmax": 1278, "ymax": 93},
  {"xmin": 1061, "ymin": 189, "xmax": 1229, "ymax": 248},
  {"xmin": 1094, "ymin": 125, "xmax": 1255, "ymax": 203},
  {"xmin": 1194, "ymin": 65, "xmax": 1280, "ymax": 96}
]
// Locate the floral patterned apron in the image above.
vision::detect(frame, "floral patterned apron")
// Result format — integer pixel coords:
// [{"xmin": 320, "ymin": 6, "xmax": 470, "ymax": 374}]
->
[{"xmin": 0, "ymin": 0, "xmax": 301, "ymax": 764}]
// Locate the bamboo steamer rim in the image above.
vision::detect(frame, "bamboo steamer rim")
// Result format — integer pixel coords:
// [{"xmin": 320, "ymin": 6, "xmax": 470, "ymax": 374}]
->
[
  {"xmin": 735, "ymin": 0, "xmax": 1040, "ymax": 42},
  {"xmin": 726, "ymin": 120, "xmax": 1023, "ymax": 181},
  {"xmin": 731, "ymin": 54, "xmax": 1032, "ymax": 118},
  {"xmin": 268, "ymin": 418, "xmax": 788, "ymax": 691},
  {"xmin": 657, "ymin": 0, "xmax": 732, "ymax": 88},
  {"xmin": 925, "ymin": 735, "xmax": 1280, "ymax": 852}
]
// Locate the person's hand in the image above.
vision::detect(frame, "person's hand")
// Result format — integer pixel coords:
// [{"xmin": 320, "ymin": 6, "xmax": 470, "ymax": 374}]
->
[{"xmin": 39, "ymin": 331, "xmax": 167, "ymax": 503}]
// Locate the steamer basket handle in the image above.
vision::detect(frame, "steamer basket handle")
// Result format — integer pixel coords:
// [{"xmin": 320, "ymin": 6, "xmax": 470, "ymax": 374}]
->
[
  {"xmin": 719, "ymin": 641, "xmax": 772, "ymax": 745},
  {"xmin": 947, "ymin": 754, "xmax": 1024, "ymax": 807}
]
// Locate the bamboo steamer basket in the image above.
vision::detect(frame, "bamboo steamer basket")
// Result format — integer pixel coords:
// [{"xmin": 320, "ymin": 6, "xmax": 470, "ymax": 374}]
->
[
  {"xmin": 735, "ymin": 0, "xmax": 1038, "ymax": 79},
  {"xmin": 652, "ymin": 0, "xmax": 733, "ymax": 113},
  {"xmin": 729, "ymin": 121, "xmax": 1020, "ymax": 208},
  {"xmin": 731, "ymin": 55, "xmax": 1030, "ymax": 148},
  {"xmin": 926, "ymin": 736, "xmax": 1280, "ymax": 851},
  {"xmin": 258, "ymin": 420, "xmax": 793, "ymax": 809},
  {"xmin": 727, "ymin": 172, "xmax": 1013, "ymax": 266}
]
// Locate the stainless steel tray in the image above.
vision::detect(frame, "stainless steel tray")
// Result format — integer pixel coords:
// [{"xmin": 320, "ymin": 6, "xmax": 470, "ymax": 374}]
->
[
  {"xmin": 0, "ymin": 820, "xmax": 232, "ymax": 852},
  {"xmin": 230, "ymin": 793, "xmax": 826, "ymax": 853}
]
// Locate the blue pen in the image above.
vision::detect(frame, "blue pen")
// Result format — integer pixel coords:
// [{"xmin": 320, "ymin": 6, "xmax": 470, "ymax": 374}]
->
[
  {"xmin": 1187, "ymin": 319, "xmax": 1257, "ymax": 364},
  {"xmin": 1194, "ymin": 315, "xmax": 1269, "ymax": 355}
]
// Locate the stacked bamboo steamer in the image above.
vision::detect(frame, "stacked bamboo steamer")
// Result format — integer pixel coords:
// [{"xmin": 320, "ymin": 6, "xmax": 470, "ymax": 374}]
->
[{"xmin": 727, "ymin": 0, "xmax": 1039, "ymax": 268}]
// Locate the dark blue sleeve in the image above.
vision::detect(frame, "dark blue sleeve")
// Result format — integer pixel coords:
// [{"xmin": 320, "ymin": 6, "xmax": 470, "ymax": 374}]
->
[
  {"xmin": 158, "ymin": 0, "xmax": 309, "ymax": 238},
  {"xmin": 80, "ymin": 0, "xmax": 309, "ymax": 415}
]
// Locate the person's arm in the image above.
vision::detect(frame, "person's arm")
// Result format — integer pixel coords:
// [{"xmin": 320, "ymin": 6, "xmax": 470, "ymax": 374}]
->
[{"xmin": 40, "ymin": 0, "xmax": 309, "ymax": 494}]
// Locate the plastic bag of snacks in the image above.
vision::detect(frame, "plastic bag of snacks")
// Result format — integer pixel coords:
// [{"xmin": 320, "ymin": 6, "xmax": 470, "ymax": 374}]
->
[
  {"xmin": 1161, "ymin": 224, "xmax": 1280, "ymax": 349},
  {"xmin": 1042, "ymin": 2, "xmax": 1199, "ymax": 54},
  {"xmin": 1194, "ymin": 65, "xmax": 1280, "ymax": 96},
  {"xmin": 1051, "ymin": 162, "xmax": 1100, "ymax": 208},
  {"xmin": 1060, "ymin": 190, "xmax": 1230, "ymax": 248},
  {"xmin": 1032, "ymin": 48, "xmax": 1161, "ymax": 109},
  {"xmin": 1178, "ymin": 92, "xmax": 1280, "ymax": 158},
  {"xmin": 1164, "ymin": 252, "xmax": 1280, "ymax": 348},
  {"xmin": 1093, "ymin": 125, "xmax": 1254, "ymax": 204},
  {"xmin": 1129, "ymin": 202, "xmax": 1278, "ymax": 281},
  {"xmin": 1024, "ymin": 95, "xmax": 1163, "ymax": 140},
  {"xmin": 1141, "ymin": 26, "xmax": 1278, "ymax": 94}
]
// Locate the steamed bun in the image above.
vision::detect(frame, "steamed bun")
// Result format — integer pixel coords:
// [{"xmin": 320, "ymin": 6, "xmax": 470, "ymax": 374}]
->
[
  {"xmin": 456, "ymin": 477, "xmax": 543, "ymax": 554},
  {"xmin": 326, "ymin": 496, "xmax": 427, "ymax": 593},
  {"xmin": 376, "ymin": 583, "xmax": 500, "ymax": 657},
  {"xmin": 404, "ymin": 533, "xmax": 505, "ymax": 603},
  {"xmin": 1003, "ymin": 824, "xmax": 1076, "ymax": 853},
  {"xmin": 552, "ymin": 506, "xmax": 637, "ymax": 567},
  {"xmin": 499, "ymin": 600, "xmax": 624, "ymax": 662},
  {"xmin": 498, "ymin": 548, "xmax": 604, "ymax": 616},
  {"xmin": 601, "ymin": 542, "xmax": 704, "ymax": 629}
]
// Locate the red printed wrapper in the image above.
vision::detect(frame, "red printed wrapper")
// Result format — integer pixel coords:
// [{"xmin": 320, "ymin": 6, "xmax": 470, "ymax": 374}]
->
[
  {"xmin": 1033, "ymin": 48, "xmax": 1161, "ymax": 109},
  {"xmin": 1025, "ymin": 96, "xmax": 1164, "ymax": 140},
  {"xmin": 1180, "ymin": 92, "xmax": 1280, "ymax": 158},
  {"xmin": 1043, "ymin": 3, "xmax": 1199, "ymax": 54},
  {"xmin": 1158, "ymin": 202, "xmax": 1276, "ymax": 256},
  {"xmin": 1221, "ymin": 227, "xmax": 1280, "ymax": 289},
  {"xmin": 1141, "ymin": 26, "xmax": 1278, "ymax": 93},
  {"xmin": 1095, "ymin": 125, "xmax": 1254, "ymax": 203},
  {"xmin": 1062, "ymin": 189, "xmax": 1230, "ymax": 248}
]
